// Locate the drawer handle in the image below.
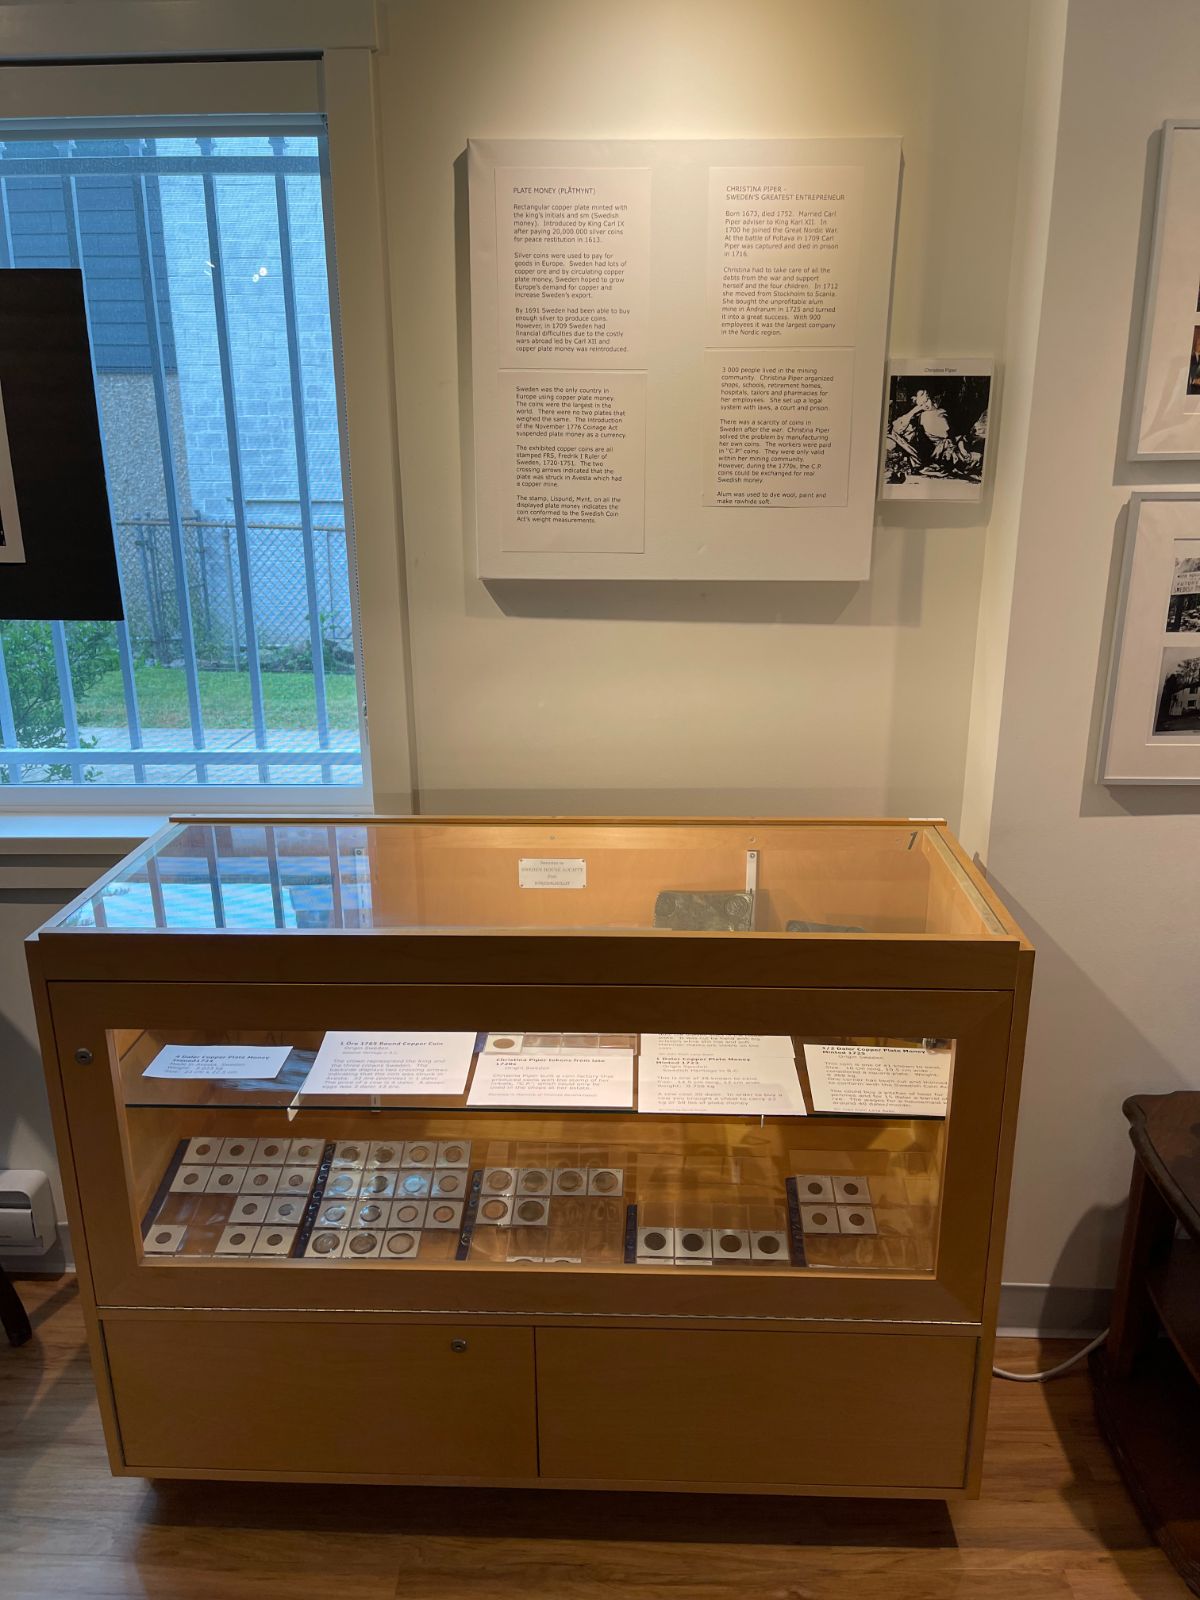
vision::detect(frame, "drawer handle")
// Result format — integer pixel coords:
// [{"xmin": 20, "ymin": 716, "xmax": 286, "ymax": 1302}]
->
[
  {"xmin": 74, "ymin": 1047, "xmax": 94, "ymax": 1065},
  {"xmin": 450, "ymin": 1338, "xmax": 468, "ymax": 1353}
]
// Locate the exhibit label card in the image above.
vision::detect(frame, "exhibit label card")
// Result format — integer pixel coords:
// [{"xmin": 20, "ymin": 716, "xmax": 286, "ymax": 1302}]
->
[
  {"xmin": 518, "ymin": 857, "xmax": 587, "ymax": 888},
  {"xmin": 145, "ymin": 1044, "xmax": 292, "ymax": 1081},
  {"xmin": 468, "ymin": 1050, "xmax": 634, "ymax": 1109},
  {"xmin": 642, "ymin": 1033, "xmax": 795, "ymax": 1056},
  {"xmin": 303, "ymin": 1033, "xmax": 476, "ymax": 1097},
  {"xmin": 803, "ymin": 1043, "xmax": 951, "ymax": 1118},
  {"xmin": 637, "ymin": 1043, "xmax": 807, "ymax": 1116}
]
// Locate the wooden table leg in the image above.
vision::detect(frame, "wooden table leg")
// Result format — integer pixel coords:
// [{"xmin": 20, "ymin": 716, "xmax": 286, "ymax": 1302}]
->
[
  {"xmin": 1107, "ymin": 1157, "xmax": 1176, "ymax": 1379},
  {"xmin": 0, "ymin": 1264, "xmax": 32, "ymax": 1347}
]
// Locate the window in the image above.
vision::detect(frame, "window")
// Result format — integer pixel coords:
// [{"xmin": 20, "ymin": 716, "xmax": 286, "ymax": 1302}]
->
[{"xmin": 0, "ymin": 124, "xmax": 366, "ymax": 795}]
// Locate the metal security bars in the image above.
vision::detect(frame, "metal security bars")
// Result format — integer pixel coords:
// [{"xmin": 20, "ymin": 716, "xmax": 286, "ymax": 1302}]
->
[{"xmin": 0, "ymin": 128, "xmax": 365, "ymax": 793}]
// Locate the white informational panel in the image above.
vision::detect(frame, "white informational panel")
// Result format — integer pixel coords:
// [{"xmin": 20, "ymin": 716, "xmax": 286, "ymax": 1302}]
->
[{"xmin": 468, "ymin": 138, "xmax": 901, "ymax": 581}]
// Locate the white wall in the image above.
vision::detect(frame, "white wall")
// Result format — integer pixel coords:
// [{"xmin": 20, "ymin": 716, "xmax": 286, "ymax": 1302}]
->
[
  {"xmin": 378, "ymin": 0, "xmax": 1032, "ymax": 822},
  {"xmin": 978, "ymin": 0, "xmax": 1200, "ymax": 1298}
]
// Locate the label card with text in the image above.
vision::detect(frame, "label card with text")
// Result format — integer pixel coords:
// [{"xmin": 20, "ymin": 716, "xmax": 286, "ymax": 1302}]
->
[
  {"xmin": 303, "ymin": 1033, "xmax": 476, "ymax": 1098},
  {"xmin": 145, "ymin": 1044, "xmax": 292, "ymax": 1081},
  {"xmin": 468, "ymin": 1050, "xmax": 634, "ymax": 1109},
  {"xmin": 637, "ymin": 1043, "xmax": 806, "ymax": 1116},
  {"xmin": 518, "ymin": 857, "xmax": 587, "ymax": 889},
  {"xmin": 641, "ymin": 1033, "xmax": 795, "ymax": 1057},
  {"xmin": 803, "ymin": 1043, "xmax": 952, "ymax": 1118}
]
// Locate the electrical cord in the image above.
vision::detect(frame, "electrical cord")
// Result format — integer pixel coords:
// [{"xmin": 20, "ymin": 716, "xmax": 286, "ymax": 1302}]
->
[{"xmin": 992, "ymin": 1327, "xmax": 1108, "ymax": 1382}]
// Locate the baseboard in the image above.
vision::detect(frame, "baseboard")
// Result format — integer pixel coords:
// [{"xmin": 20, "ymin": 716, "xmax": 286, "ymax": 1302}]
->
[{"xmin": 998, "ymin": 1280, "xmax": 1111, "ymax": 1337}]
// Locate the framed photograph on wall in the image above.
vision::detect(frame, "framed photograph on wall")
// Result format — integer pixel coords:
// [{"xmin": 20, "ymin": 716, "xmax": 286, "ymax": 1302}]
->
[
  {"xmin": 878, "ymin": 360, "xmax": 994, "ymax": 501},
  {"xmin": 1100, "ymin": 493, "xmax": 1200, "ymax": 783},
  {"xmin": 1129, "ymin": 121, "xmax": 1200, "ymax": 459}
]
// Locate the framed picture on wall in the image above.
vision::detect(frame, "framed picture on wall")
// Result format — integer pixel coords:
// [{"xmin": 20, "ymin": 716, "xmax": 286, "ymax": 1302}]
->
[
  {"xmin": 878, "ymin": 360, "xmax": 994, "ymax": 501},
  {"xmin": 1129, "ymin": 121, "xmax": 1200, "ymax": 460},
  {"xmin": 1100, "ymin": 493, "xmax": 1200, "ymax": 783}
]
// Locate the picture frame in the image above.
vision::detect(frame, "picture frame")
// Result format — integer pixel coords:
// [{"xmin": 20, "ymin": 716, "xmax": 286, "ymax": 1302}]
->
[
  {"xmin": 1129, "ymin": 121, "xmax": 1200, "ymax": 460},
  {"xmin": 1099, "ymin": 492, "xmax": 1200, "ymax": 784},
  {"xmin": 878, "ymin": 359, "xmax": 994, "ymax": 502}
]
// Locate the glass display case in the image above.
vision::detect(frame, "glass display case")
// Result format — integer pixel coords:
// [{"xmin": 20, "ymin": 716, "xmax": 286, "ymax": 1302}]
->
[{"xmin": 27, "ymin": 816, "xmax": 1032, "ymax": 1496}]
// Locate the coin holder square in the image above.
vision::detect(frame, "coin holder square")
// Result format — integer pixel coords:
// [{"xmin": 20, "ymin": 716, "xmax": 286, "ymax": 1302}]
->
[
  {"xmin": 833, "ymin": 1176, "xmax": 872, "ymax": 1204},
  {"xmin": 331, "ymin": 1140, "xmax": 368, "ymax": 1169},
  {"xmin": 215, "ymin": 1224, "xmax": 260, "ymax": 1254},
  {"xmin": 252, "ymin": 1136, "xmax": 289, "ymax": 1165},
  {"xmin": 205, "ymin": 1165, "xmax": 246, "ymax": 1195},
  {"xmin": 287, "ymin": 1137, "xmax": 326, "ymax": 1166},
  {"xmin": 430, "ymin": 1168, "xmax": 467, "ymax": 1200},
  {"xmin": 674, "ymin": 1227, "xmax": 713, "ymax": 1260},
  {"xmin": 750, "ymin": 1229, "xmax": 789, "ymax": 1261},
  {"xmin": 711, "ymin": 1228, "xmax": 752, "ymax": 1261},
  {"xmin": 182, "ymin": 1136, "xmax": 221, "ymax": 1166},
  {"xmin": 425, "ymin": 1200, "xmax": 464, "ymax": 1230},
  {"xmin": 636, "ymin": 1225, "xmax": 673, "ymax": 1258},
  {"xmin": 587, "ymin": 1168, "xmax": 624, "ymax": 1197},
  {"xmin": 395, "ymin": 1168, "xmax": 432, "ymax": 1198},
  {"xmin": 230, "ymin": 1194, "xmax": 273, "ymax": 1225},
  {"xmin": 316, "ymin": 1198, "xmax": 354, "ymax": 1228},
  {"xmin": 516, "ymin": 1167, "xmax": 552, "ymax": 1197},
  {"xmin": 242, "ymin": 1166, "xmax": 280, "ymax": 1195},
  {"xmin": 436, "ymin": 1139, "xmax": 471, "ymax": 1169},
  {"xmin": 837, "ymin": 1204, "xmax": 877, "ymax": 1235},
  {"xmin": 252, "ymin": 1226, "xmax": 296, "ymax": 1256},
  {"xmin": 218, "ymin": 1136, "xmax": 255, "ymax": 1165},
  {"xmin": 794, "ymin": 1174, "xmax": 835, "ymax": 1202},
  {"xmin": 511, "ymin": 1196, "xmax": 550, "ymax": 1227},
  {"xmin": 170, "ymin": 1164, "xmax": 211, "ymax": 1194},
  {"xmin": 355, "ymin": 1199, "xmax": 390, "ymax": 1229},
  {"xmin": 358, "ymin": 1170, "xmax": 398, "ymax": 1200},
  {"xmin": 476, "ymin": 1195, "xmax": 514, "ymax": 1227},
  {"xmin": 480, "ymin": 1166, "xmax": 517, "ymax": 1197},
  {"xmin": 508, "ymin": 1253, "xmax": 544, "ymax": 1264},
  {"xmin": 550, "ymin": 1167, "xmax": 587, "ymax": 1196},
  {"xmin": 366, "ymin": 1139, "xmax": 404, "ymax": 1169},
  {"xmin": 277, "ymin": 1165, "xmax": 317, "ymax": 1195},
  {"xmin": 344, "ymin": 1229, "xmax": 384, "ymax": 1259},
  {"xmin": 382, "ymin": 1228, "xmax": 421, "ymax": 1259},
  {"xmin": 266, "ymin": 1195, "xmax": 306, "ymax": 1225},
  {"xmin": 305, "ymin": 1228, "xmax": 346, "ymax": 1259},
  {"xmin": 144, "ymin": 1223, "xmax": 186, "ymax": 1254},
  {"xmin": 322, "ymin": 1170, "xmax": 358, "ymax": 1200},
  {"xmin": 800, "ymin": 1204, "xmax": 840, "ymax": 1235},
  {"xmin": 388, "ymin": 1198, "xmax": 428, "ymax": 1229},
  {"xmin": 401, "ymin": 1139, "xmax": 437, "ymax": 1169}
]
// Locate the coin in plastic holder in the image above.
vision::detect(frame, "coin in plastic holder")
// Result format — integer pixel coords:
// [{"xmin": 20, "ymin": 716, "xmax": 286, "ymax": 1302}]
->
[
  {"xmin": 552, "ymin": 1168, "xmax": 587, "ymax": 1196},
  {"xmin": 516, "ymin": 1168, "xmax": 551, "ymax": 1196},
  {"xmin": 396, "ymin": 1168, "xmax": 431, "ymax": 1197},
  {"xmin": 481, "ymin": 1166, "xmax": 517, "ymax": 1196},
  {"xmin": 215, "ymin": 1225, "xmax": 260, "ymax": 1255},
  {"xmin": 278, "ymin": 1165, "xmax": 317, "ymax": 1194},
  {"xmin": 182, "ymin": 1137, "xmax": 220, "ymax": 1166},
  {"xmin": 402, "ymin": 1140, "xmax": 436, "ymax": 1169},
  {"xmin": 358, "ymin": 1170, "xmax": 397, "ymax": 1200},
  {"xmin": 253, "ymin": 1227, "xmax": 296, "ymax": 1256},
  {"xmin": 712, "ymin": 1229, "xmax": 752, "ymax": 1260},
  {"xmin": 674, "ymin": 1227, "xmax": 713, "ymax": 1260},
  {"xmin": 367, "ymin": 1140, "xmax": 403, "ymax": 1169},
  {"xmin": 750, "ymin": 1229, "xmax": 789, "ymax": 1260},
  {"xmin": 288, "ymin": 1137, "xmax": 325, "ymax": 1165},
  {"xmin": 170, "ymin": 1164, "xmax": 210, "ymax": 1194},
  {"xmin": 833, "ymin": 1176, "xmax": 872, "ymax": 1204},
  {"xmin": 332, "ymin": 1141, "xmax": 367, "ymax": 1169},
  {"xmin": 436, "ymin": 1140, "xmax": 471, "ymax": 1168},
  {"xmin": 383, "ymin": 1230, "xmax": 420, "ymax": 1259},
  {"xmin": 243, "ymin": 1166, "xmax": 279, "ymax": 1193},
  {"xmin": 388, "ymin": 1198, "xmax": 428, "ymax": 1228},
  {"xmin": 346, "ymin": 1229, "xmax": 384, "ymax": 1258},
  {"xmin": 266, "ymin": 1196, "xmax": 304, "ymax": 1225},
  {"xmin": 513, "ymin": 1197, "xmax": 549, "ymax": 1226},
  {"xmin": 794, "ymin": 1174, "xmax": 836, "ymax": 1202},
  {"xmin": 357, "ymin": 1201, "xmax": 387, "ymax": 1227},
  {"xmin": 218, "ymin": 1137, "xmax": 254, "ymax": 1164},
  {"xmin": 317, "ymin": 1198, "xmax": 352, "ymax": 1228},
  {"xmin": 587, "ymin": 1168, "xmax": 623, "ymax": 1196},
  {"xmin": 800, "ymin": 1205, "xmax": 840, "ymax": 1235},
  {"xmin": 430, "ymin": 1169, "xmax": 465, "ymax": 1198},
  {"xmin": 425, "ymin": 1201, "xmax": 463, "ymax": 1230},
  {"xmin": 144, "ymin": 1224, "xmax": 186, "ymax": 1254},
  {"xmin": 836, "ymin": 1205, "xmax": 877, "ymax": 1235},
  {"xmin": 477, "ymin": 1195, "xmax": 513, "ymax": 1226},
  {"xmin": 206, "ymin": 1165, "xmax": 247, "ymax": 1195},
  {"xmin": 636, "ymin": 1226, "xmax": 672, "ymax": 1260},
  {"xmin": 323, "ymin": 1171, "xmax": 357, "ymax": 1199},
  {"xmin": 230, "ymin": 1195, "xmax": 270, "ymax": 1224},
  {"xmin": 252, "ymin": 1136, "xmax": 289, "ymax": 1165},
  {"xmin": 305, "ymin": 1229, "xmax": 346, "ymax": 1258}
]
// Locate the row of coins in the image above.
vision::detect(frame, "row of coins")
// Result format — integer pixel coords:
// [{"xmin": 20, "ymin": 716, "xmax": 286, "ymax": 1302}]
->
[
  {"xmin": 330, "ymin": 1139, "xmax": 470, "ymax": 1170},
  {"xmin": 315, "ymin": 1197, "xmax": 463, "ymax": 1231},
  {"xmin": 172, "ymin": 1162, "xmax": 317, "ymax": 1197},
  {"xmin": 479, "ymin": 1165, "xmax": 623, "ymax": 1198},
  {"xmin": 143, "ymin": 1222, "xmax": 297, "ymax": 1257},
  {"xmin": 323, "ymin": 1167, "xmax": 468, "ymax": 1202},
  {"xmin": 636, "ymin": 1225, "xmax": 789, "ymax": 1264},
  {"xmin": 305, "ymin": 1217, "xmax": 458, "ymax": 1260},
  {"xmin": 182, "ymin": 1135, "xmax": 325, "ymax": 1166},
  {"xmin": 793, "ymin": 1173, "xmax": 877, "ymax": 1236}
]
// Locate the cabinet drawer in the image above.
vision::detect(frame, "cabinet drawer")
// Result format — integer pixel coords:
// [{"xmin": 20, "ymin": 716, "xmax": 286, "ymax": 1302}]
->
[
  {"xmin": 536, "ymin": 1328, "xmax": 976, "ymax": 1489},
  {"xmin": 105, "ymin": 1318, "xmax": 536, "ymax": 1478}
]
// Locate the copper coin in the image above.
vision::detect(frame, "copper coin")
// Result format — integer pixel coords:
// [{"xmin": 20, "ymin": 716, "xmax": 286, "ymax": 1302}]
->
[
  {"xmin": 644, "ymin": 1231, "xmax": 668, "ymax": 1252},
  {"xmin": 757, "ymin": 1235, "xmax": 781, "ymax": 1254},
  {"xmin": 516, "ymin": 1200, "xmax": 545, "ymax": 1222},
  {"xmin": 718, "ymin": 1233, "xmax": 742, "ymax": 1253},
  {"xmin": 481, "ymin": 1199, "xmax": 508, "ymax": 1221},
  {"xmin": 432, "ymin": 1204, "xmax": 455, "ymax": 1222}
]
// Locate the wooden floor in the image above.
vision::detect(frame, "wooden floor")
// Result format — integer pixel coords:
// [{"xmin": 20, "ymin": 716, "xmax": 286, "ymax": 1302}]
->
[{"xmin": 0, "ymin": 1277, "xmax": 1188, "ymax": 1600}]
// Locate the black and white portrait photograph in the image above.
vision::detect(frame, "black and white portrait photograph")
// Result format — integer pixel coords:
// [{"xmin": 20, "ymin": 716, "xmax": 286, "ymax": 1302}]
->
[
  {"xmin": 1166, "ymin": 541, "xmax": 1200, "ymax": 630},
  {"xmin": 1153, "ymin": 646, "xmax": 1200, "ymax": 735},
  {"xmin": 879, "ymin": 361, "xmax": 993, "ymax": 502}
]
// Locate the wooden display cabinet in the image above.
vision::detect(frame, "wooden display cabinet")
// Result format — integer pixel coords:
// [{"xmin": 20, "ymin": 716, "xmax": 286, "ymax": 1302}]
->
[{"xmin": 26, "ymin": 816, "xmax": 1032, "ymax": 1497}]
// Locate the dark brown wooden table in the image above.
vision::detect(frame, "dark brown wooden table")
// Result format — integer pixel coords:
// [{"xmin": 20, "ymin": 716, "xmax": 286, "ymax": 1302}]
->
[{"xmin": 1091, "ymin": 1090, "xmax": 1200, "ymax": 1593}]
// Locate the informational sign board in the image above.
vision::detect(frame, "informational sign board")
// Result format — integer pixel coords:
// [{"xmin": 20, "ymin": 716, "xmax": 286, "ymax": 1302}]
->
[{"xmin": 468, "ymin": 137, "xmax": 901, "ymax": 581}]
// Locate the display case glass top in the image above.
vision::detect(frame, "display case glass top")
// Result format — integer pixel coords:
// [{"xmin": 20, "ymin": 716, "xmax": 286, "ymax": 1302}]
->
[{"xmin": 47, "ymin": 817, "xmax": 1008, "ymax": 938}]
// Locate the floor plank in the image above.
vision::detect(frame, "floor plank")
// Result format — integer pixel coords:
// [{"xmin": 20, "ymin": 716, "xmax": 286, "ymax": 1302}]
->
[{"xmin": 0, "ymin": 1277, "xmax": 1188, "ymax": 1600}]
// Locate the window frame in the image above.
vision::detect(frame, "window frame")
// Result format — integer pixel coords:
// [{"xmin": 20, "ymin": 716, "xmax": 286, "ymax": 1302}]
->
[{"xmin": 0, "ymin": 48, "xmax": 413, "ymax": 815}]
